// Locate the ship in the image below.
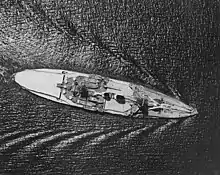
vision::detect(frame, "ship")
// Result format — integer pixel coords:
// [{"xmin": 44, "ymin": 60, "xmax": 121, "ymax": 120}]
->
[{"xmin": 14, "ymin": 69, "xmax": 198, "ymax": 118}]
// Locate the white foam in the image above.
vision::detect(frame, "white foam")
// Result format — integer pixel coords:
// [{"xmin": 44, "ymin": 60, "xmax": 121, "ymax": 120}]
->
[
  {"xmin": 152, "ymin": 120, "xmax": 178, "ymax": 137},
  {"xmin": 120, "ymin": 124, "xmax": 153, "ymax": 143},
  {"xmin": 51, "ymin": 130, "xmax": 103, "ymax": 152},
  {"xmin": 0, "ymin": 130, "xmax": 52, "ymax": 151},
  {"xmin": 0, "ymin": 131, "xmax": 21, "ymax": 140},
  {"xmin": 23, "ymin": 131, "xmax": 76, "ymax": 152}
]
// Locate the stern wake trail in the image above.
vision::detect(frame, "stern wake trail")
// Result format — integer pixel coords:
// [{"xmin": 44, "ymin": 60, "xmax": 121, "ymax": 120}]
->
[
  {"xmin": 180, "ymin": 116, "xmax": 196, "ymax": 128},
  {"xmin": 0, "ymin": 129, "xmax": 44, "ymax": 142},
  {"xmin": 76, "ymin": 126, "xmax": 144, "ymax": 155},
  {"xmin": 74, "ymin": 123, "xmax": 169, "ymax": 160},
  {"xmin": 145, "ymin": 120, "xmax": 180, "ymax": 146},
  {"xmin": 118, "ymin": 120, "xmax": 179, "ymax": 146},
  {"xmin": 6, "ymin": 130, "xmax": 78, "ymax": 167},
  {"xmin": 120, "ymin": 124, "xmax": 154, "ymax": 144},
  {"xmin": 0, "ymin": 130, "xmax": 53, "ymax": 152},
  {"xmin": 49, "ymin": 129, "xmax": 107, "ymax": 155},
  {"xmin": 17, "ymin": 130, "xmax": 77, "ymax": 154},
  {"xmin": 0, "ymin": 130, "xmax": 26, "ymax": 142},
  {"xmin": 153, "ymin": 120, "xmax": 179, "ymax": 135},
  {"xmin": 0, "ymin": 130, "xmax": 54, "ymax": 166}
]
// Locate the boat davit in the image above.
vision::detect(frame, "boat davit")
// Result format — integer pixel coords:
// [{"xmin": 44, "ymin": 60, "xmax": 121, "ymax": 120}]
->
[{"xmin": 14, "ymin": 69, "xmax": 198, "ymax": 118}]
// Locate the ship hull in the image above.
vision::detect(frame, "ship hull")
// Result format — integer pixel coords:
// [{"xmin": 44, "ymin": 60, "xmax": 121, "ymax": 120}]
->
[{"xmin": 14, "ymin": 69, "xmax": 198, "ymax": 118}]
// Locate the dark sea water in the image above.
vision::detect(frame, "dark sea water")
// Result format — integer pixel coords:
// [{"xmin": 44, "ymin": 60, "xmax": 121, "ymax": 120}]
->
[
  {"xmin": 0, "ymin": 72, "xmax": 219, "ymax": 175},
  {"xmin": 0, "ymin": 0, "xmax": 220, "ymax": 175}
]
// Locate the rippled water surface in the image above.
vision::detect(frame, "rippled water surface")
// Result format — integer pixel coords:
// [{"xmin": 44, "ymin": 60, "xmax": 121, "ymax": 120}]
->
[
  {"xmin": 0, "ymin": 80, "xmax": 219, "ymax": 175},
  {"xmin": 0, "ymin": 0, "xmax": 220, "ymax": 174}
]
